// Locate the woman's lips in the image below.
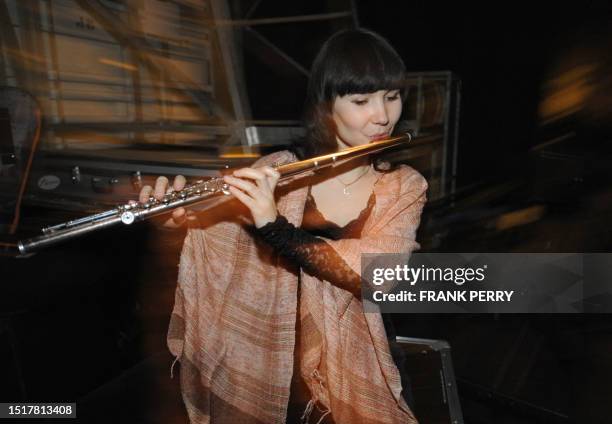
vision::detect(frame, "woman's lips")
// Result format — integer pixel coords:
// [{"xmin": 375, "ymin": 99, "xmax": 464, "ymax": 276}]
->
[{"xmin": 369, "ymin": 133, "xmax": 389, "ymax": 141}]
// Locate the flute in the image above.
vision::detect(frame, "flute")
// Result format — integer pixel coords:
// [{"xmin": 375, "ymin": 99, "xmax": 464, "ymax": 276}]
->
[{"xmin": 17, "ymin": 133, "xmax": 411, "ymax": 254}]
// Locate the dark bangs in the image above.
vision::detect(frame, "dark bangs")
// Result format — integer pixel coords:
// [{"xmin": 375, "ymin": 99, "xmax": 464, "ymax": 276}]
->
[{"xmin": 321, "ymin": 31, "xmax": 407, "ymax": 100}]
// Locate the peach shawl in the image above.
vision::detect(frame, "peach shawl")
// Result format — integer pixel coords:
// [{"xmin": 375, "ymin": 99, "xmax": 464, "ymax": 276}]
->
[{"xmin": 168, "ymin": 150, "xmax": 427, "ymax": 423}]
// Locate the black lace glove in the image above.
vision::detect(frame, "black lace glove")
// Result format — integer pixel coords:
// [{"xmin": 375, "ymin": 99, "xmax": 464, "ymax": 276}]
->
[{"xmin": 257, "ymin": 216, "xmax": 361, "ymax": 297}]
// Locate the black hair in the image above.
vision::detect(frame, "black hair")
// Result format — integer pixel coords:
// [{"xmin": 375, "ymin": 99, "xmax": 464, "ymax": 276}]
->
[{"xmin": 293, "ymin": 29, "xmax": 407, "ymax": 160}]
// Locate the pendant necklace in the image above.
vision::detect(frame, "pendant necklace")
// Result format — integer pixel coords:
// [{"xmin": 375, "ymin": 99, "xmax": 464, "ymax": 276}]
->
[{"xmin": 336, "ymin": 165, "xmax": 371, "ymax": 195}]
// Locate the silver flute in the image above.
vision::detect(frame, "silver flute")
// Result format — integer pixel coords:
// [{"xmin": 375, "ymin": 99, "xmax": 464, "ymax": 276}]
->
[{"xmin": 17, "ymin": 133, "xmax": 411, "ymax": 254}]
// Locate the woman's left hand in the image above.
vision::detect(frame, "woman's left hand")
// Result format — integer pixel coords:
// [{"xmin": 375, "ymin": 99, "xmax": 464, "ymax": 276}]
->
[{"xmin": 223, "ymin": 166, "xmax": 280, "ymax": 228}]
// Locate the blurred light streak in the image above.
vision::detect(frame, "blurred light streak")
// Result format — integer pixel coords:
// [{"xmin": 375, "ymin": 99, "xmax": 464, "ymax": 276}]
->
[
  {"xmin": 98, "ymin": 58, "xmax": 138, "ymax": 72},
  {"xmin": 4, "ymin": 48, "xmax": 46, "ymax": 64},
  {"xmin": 218, "ymin": 152, "xmax": 260, "ymax": 158},
  {"xmin": 494, "ymin": 205, "xmax": 547, "ymax": 231},
  {"xmin": 539, "ymin": 64, "xmax": 596, "ymax": 124}
]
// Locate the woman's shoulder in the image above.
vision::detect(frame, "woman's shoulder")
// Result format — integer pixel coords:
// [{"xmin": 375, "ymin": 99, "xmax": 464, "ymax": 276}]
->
[{"xmin": 377, "ymin": 164, "xmax": 428, "ymax": 200}]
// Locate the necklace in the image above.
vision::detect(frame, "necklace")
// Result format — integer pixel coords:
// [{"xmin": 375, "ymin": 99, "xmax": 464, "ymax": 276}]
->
[{"xmin": 336, "ymin": 165, "xmax": 371, "ymax": 195}]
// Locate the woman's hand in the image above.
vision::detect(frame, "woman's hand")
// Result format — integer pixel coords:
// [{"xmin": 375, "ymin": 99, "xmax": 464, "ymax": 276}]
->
[
  {"xmin": 139, "ymin": 175, "xmax": 194, "ymax": 228},
  {"xmin": 223, "ymin": 166, "xmax": 280, "ymax": 228}
]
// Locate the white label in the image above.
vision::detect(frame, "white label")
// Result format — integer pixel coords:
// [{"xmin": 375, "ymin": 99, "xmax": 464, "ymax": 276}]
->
[{"xmin": 37, "ymin": 175, "xmax": 61, "ymax": 190}]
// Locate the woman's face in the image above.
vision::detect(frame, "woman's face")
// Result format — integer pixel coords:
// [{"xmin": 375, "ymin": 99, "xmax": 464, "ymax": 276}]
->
[{"xmin": 331, "ymin": 89, "xmax": 402, "ymax": 149}]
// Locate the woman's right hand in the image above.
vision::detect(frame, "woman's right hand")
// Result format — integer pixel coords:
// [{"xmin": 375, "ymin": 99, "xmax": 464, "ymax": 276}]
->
[{"xmin": 139, "ymin": 175, "xmax": 192, "ymax": 228}]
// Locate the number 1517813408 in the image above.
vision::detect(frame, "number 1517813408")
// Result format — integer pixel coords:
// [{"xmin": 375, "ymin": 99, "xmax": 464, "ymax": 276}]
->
[{"xmin": 1, "ymin": 403, "xmax": 76, "ymax": 418}]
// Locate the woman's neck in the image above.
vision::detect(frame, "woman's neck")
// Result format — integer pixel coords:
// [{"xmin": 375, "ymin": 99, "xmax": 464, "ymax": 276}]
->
[
  {"xmin": 336, "ymin": 158, "xmax": 371, "ymax": 182},
  {"xmin": 316, "ymin": 156, "xmax": 370, "ymax": 181}
]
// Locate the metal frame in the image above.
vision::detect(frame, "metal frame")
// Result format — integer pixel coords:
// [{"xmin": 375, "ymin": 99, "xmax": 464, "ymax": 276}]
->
[
  {"xmin": 396, "ymin": 336, "xmax": 465, "ymax": 424},
  {"xmin": 74, "ymin": 0, "xmax": 226, "ymax": 118},
  {"xmin": 404, "ymin": 71, "xmax": 461, "ymax": 199},
  {"xmin": 209, "ymin": 0, "xmax": 251, "ymax": 144},
  {"xmin": 0, "ymin": 0, "xmax": 358, "ymax": 150},
  {"xmin": 1, "ymin": 0, "xmax": 234, "ymax": 147},
  {"xmin": 228, "ymin": 0, "xmax": 358, "ymax": 81},
  {"xmin": 218, "ymin": 0, "xmax": 358, "ymax": 144}
]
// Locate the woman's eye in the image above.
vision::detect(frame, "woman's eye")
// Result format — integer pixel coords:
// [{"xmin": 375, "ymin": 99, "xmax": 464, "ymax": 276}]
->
[
  {"xmin": 351, "ymin": 99, "xmax": 368, "ymax": 105},
  {"xmin": 386, "ymin": 93, "xmax": 400, "ymax": 101}
]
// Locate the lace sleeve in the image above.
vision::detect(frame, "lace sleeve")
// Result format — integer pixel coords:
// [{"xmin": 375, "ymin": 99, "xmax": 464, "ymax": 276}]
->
[{"xmin": 257, "ymin": 216, "xmax": 361, "ymax": 297}]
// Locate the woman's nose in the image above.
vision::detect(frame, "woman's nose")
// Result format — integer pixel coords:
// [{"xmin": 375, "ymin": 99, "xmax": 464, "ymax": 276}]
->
[{"xmin": 371, "ymin": 101, "xmax": 389, "ymax": 126}]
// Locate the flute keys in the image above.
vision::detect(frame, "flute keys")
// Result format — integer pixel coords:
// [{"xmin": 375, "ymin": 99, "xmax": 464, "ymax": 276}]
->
[
  {"xmin": 221, "ymin": 183, "xmax": 230, "ymax": 195},
  {"xmin": 121, "ymin": 211, "xmax": 135, "ymax": 225}
]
